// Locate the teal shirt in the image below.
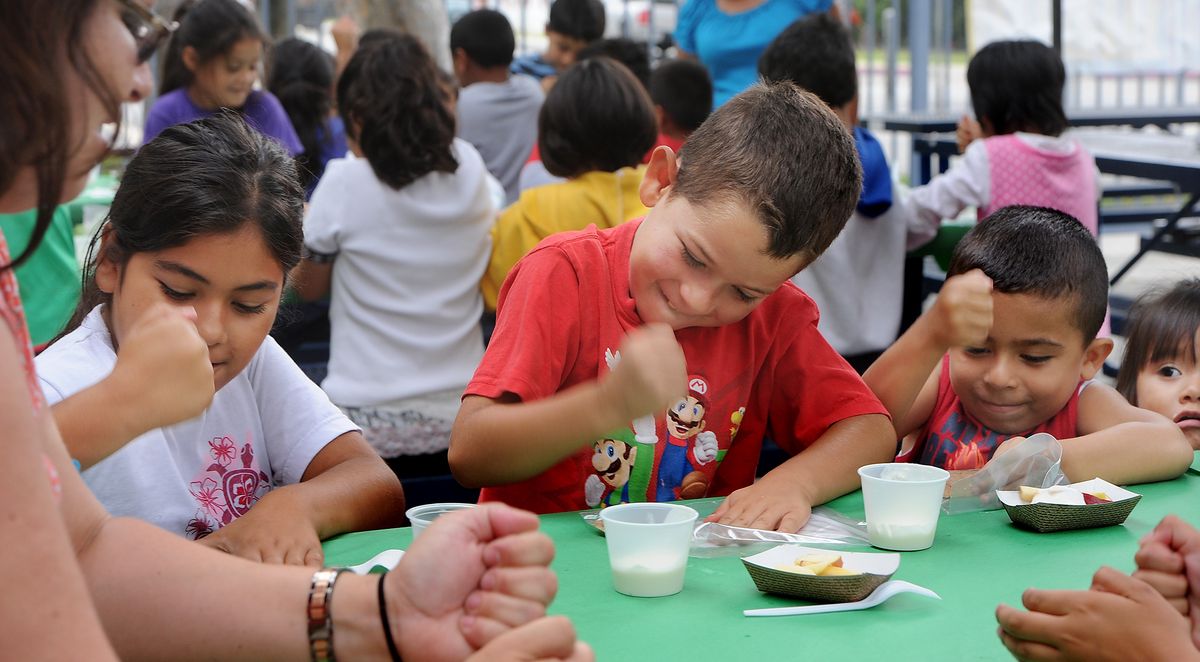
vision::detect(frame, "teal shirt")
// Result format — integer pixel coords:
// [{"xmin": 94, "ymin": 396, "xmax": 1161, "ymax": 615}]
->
[
  {"xmin": 674, "ymin": 0, "xmax": 833, "ymax": 107},
  {"xmin": 1, "ymin": 206, "xmax": 79, "ymax": 346}
]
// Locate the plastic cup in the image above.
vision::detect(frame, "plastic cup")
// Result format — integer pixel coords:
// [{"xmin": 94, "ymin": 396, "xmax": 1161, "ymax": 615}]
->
[
  {"xmin": 598, "ymin": 503, "xmax": 698, "ymax": 597},
  {"xmin": 858, "ymin": 463, "xmax": 950, "ymax": 551},
  {"xmin": 406, "ymin": 502, "xmax": 476, "ymax": 539}
]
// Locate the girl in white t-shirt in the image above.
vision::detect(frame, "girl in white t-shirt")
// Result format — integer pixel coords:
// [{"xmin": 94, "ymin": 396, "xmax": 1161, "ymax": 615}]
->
[
  {"xmin": 37, "ymin": 114, "xmax": 405, "ymax": 565},
  {"xmin": 293, "ymin": 33, "xmax": 496, "ymax": 469}
]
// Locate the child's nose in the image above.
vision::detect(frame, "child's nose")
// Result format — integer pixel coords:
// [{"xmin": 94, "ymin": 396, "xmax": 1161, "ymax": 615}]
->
[
  {"xmin": 678, "ymin": 280, "xmax": 719, "ymax": 317},
  {"xmin": 1181, "ymin": 375, "xmax": 1200, "ymax": 401},
  {"xmin": 193, "ymin": 306, "xmax": 228, "ymax": 348},
  {"xmin": 982, "ymin": 357, "xmax": 1018, "ymax": 389}
]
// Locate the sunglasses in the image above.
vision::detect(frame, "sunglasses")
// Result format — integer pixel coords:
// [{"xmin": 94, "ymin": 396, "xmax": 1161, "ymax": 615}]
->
[{"xmin": 117, "ymin": 0, "xmax": 178, "ymax": 63}]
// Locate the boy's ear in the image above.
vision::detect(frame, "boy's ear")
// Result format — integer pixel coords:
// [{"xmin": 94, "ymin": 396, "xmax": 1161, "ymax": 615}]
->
[
  {"xmin": 94, "ymin": 225, "xmax": 120, "ymax": 295},
  {"xmin": 451, "ymin": 48, "xmax": 468, "ymax": 78},
  {"xmin": 182, "ymin": 46, "xmax": 200, "ymax": 74},
  {"xmin": 1079, "ymin": 336, "xmax": 1114, "ymax": 380},
  {"xmin": 640, "ymin": 146, "xmax": 679, "ymax": 208}
]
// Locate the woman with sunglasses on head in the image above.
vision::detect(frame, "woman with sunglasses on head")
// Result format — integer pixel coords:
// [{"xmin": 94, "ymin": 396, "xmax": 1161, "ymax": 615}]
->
[{"xmin": 0, "ymin": 2, "xmax": 590, "ymax": 660}]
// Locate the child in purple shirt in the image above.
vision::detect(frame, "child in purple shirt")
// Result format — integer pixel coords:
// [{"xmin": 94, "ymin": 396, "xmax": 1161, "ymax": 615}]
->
[{"xmin": 145, "ymin": 0, "xmax": 301, "ymax": 155}]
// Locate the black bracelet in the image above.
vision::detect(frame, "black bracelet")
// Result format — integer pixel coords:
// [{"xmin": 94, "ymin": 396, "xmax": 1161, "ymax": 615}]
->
[{"xmin": 377, "ymin": 571, "xmax": 403, "ymax": 662}]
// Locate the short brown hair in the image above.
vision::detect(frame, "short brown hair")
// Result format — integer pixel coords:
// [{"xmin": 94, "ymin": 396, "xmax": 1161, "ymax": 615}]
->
[{"xmin": 672, "ymin": 82, "xmax": 861, "ymax": 262}]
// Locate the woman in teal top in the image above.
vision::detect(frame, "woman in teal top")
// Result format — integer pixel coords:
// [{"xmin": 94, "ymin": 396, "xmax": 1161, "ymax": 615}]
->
[{"xmin": 675, "ymin": 0, "xmax": 835, "ymax": 107}]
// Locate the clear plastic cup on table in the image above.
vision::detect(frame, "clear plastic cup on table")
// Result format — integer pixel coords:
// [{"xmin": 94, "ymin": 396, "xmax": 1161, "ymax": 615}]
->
[
  {"xmin": 857, "ymin": 463, "xmax": 950, "ymax": 551},
  {"xmin": 406, "ymin": 502, "xmax": 476, "ymax": 539},
  {"xmin": 599, "ymin": 502, "xmax": 698, "ymax": 597}
]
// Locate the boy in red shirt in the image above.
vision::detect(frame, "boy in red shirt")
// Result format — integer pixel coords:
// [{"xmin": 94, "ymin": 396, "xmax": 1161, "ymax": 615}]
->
[
  {"xmin": 864, "ymin": 206, "xmax": 1192, "ymax": 483},
  {"xmin": 450, "ymin": 82, "xmax": 895, "ymax": 533}
]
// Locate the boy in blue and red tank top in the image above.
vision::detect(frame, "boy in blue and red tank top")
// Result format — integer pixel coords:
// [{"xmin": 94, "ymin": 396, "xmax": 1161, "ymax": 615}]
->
[{"xmin": 864, "ymin": 205, "xmax": 1191, "ymax": 484}]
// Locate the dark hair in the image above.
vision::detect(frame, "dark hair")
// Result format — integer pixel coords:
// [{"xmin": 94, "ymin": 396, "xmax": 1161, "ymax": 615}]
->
[
  {"xmin": 758, "ymin": 13, "xmax": 857, "ymax": 109},
  {"xmin": 578, "ymin": 38, "xmax": 650, "ymax": 89},
  {"xmin": 547, "ymin": 0, "xmax": 605, "ymax": 42},
  {"xmin": 673, "ymin": 82, "xmax": 861, "ymax": 262},
  {"xmin": 538, "ymin": 57, "xmax": 657, "ymax": 178},
  {"xmin": 67, "ymin": 113, "xmax": 303, "ymax": 332},
  {"xmin": 947, "ymin": 205, "xmax": 1107, "ymax": 342},
  {"xmin": 0, "ymin": 0, "xmax": 121, "ymax": 271},
  {"xmin": 337, "ymin": 33, "xmax": 457, "ymax": 190},
  {"xmin": 450, "ymin": 10, "xmax": 515, "ymax": 68},
  {"xmin": 267, "ymin": 38, "xmax": 334, "ymax": 190},
  {"xmin": 967, "ymin": 40, "xmax": 1068, "ymax": 137},
  {"xmin": 1116, "ymin": 279, "xmax": 1200, "ymax": 404},
  {"xmin": 649, "ymin": 59, "xmax": 713, "ymax": 134},
  {"xmin": 161, "ymin": 0, "xmax": 267, "ymax": 95}
]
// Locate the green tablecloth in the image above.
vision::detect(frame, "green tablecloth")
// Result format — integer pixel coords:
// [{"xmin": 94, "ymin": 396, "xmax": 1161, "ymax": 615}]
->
[{"xmin": 325, "ymin": 465, "xmax": 1200, "ymax": 660}]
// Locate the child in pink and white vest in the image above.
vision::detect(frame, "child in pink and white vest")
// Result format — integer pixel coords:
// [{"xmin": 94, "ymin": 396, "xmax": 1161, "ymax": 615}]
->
[
  {"xmin": 903, "ymin": 40, "xmax": 1099, "ymax": 242},
  {"xmin": 902, "ymin": 39, "xmax": 1106, "ymax": 334}
]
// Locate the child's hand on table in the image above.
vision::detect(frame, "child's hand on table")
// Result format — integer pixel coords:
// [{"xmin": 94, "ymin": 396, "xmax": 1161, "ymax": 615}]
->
[
  {"xmin": 996, "ymin": 567, "xmax": 1199, "ymax": 662},
  {"xmin": 1135, "ymin": 515, "xmax": 1200, "ymax": 647},
  {"xmin": 704, "ymin": 474, "xmax": 813, "ymax": 533},
  {"xmin": 929, "ymin": 269, "xmax": 993, "ymax": 350},
  {"xmin": 107, "ymin": 303, "xmax": 214, "ymax": 434},
  {"xmin": 599, "ymin": 324, "xmax": 687, "ymax": 425},
  {"xmin": 198, "ymin": 488, "xmax": 323, "ymax": 566}
]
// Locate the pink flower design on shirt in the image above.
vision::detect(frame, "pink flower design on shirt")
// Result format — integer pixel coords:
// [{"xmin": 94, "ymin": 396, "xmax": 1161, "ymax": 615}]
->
[
  {"xmin": 185, "ymin": 512, "xmax": 216, "ymax": 540},
  {"xmin": 189, "ymin": 477, "xmax": 228, "ymax": 519},
  {"xmin": 209, "ymin": 436, "xmax": 236, "ymax": 467}
]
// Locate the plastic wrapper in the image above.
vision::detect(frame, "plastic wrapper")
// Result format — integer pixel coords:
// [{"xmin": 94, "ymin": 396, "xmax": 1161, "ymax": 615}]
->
[
  {"xmin": 942, "ymin": 433, "xmax": 1068, "ymax": 514},
  {"xmin": 690, "ymin": 507, "xmax": 869, "ymax": 557},
  {"xmin": 580, "ymin": 505, "xmax": 868, "ymax": 557}
]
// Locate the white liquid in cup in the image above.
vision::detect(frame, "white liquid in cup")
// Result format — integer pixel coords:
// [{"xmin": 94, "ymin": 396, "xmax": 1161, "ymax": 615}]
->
[
  {"xmin": 866, "ymin": 521, "xmax": 938, "ymax": 551},
  {"xmin": 599, "ymin": 503, "xmax": 698, "ymax": 598},
  {"xmin": 611, "ymin": 555, "xmax": 688, "ymax": 597},
  {"xmin": 858, "ymin": 463, "xmax": 949, "ymax": 552}
]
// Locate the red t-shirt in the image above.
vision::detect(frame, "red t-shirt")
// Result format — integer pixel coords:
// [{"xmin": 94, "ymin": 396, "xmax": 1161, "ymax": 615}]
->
[
  {"xmin": 902, "ymin": 355, "xmax": 1084, "ymax": 470},
  {"xmin": 465, "ymin": 220, "xmax": 888, "ymax": 514}
]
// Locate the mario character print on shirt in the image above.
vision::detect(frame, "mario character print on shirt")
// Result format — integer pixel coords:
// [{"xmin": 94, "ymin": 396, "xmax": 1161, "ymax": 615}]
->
[
  {"xmin": 584, "ymin": 438, "xmax": 639, "ymax": 507},
  {"xmin": 585, "ymin": 347, "xmax": 740, "ymax": 506},
  {"xmin": 656, "ymin": 376, "xmax": 719, "ymax": 501},
  {"xmin": 185, "ymin": 435, "xmax": 270, "ymax": 539}
]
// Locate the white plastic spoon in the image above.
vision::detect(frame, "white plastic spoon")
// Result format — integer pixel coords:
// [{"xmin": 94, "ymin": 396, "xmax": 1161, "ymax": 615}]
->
[
  {"xmin": 343, "ymin": 548, "xmax": 406, "ymax": 575},
  {"xmin": 743, "ymin": 580, "xmax": 941, "ymax": 617}
]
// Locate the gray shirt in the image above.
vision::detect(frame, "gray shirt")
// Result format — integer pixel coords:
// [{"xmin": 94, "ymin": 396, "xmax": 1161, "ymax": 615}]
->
[{"xmin": 457, "ymin": 74, "xmax": 544, "ymax": 205}]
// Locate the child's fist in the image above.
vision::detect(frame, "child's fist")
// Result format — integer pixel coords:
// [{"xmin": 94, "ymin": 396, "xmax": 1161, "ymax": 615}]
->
[
  {"xmin": 601, "ymin": 324, "xmax": 687, "ymax": 423},
  {"xmin": 956, "ymin": 115, "xmax": 983, "ymax": 153},
  {"xmin": 109, "ymin": 303, "xmax": 214, "ymax": 434},
  {"xmin": 931, "ymin": 269, "xmax": 993, "ymax": 349}
]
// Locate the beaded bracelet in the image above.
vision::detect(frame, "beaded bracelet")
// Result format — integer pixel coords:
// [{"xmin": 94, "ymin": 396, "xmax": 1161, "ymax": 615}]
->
[
  {"xmin": 378, "ymin": 571, "xmax": 403, "ymax": 661},
  {"xmin": 308, "ymin": 568, "xmax": 347, "ymax": 662}
]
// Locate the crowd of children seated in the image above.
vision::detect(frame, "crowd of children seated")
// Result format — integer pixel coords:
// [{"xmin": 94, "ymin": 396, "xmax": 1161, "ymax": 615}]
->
[{"xmin": 5, "ymin": 0, "xmax": 1200, "ymax": 659}]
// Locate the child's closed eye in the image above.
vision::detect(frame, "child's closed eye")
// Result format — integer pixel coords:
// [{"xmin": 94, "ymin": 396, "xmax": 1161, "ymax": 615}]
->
[
  {"xmin": 681, "ymin": 246, "xmax": 704, "ymax": 269},
  {"xmin": 1020, "ymin": 354, "xmax": 1052, "ymax": 364},
  {"xmin": 963, "ymin": 346, "xmax": 989, "ymax": 356},
  {"xmin": 233, "ymin": 302, "xmax": 269, "ymax": 315},
  {"xmin": 158, "ymin": 281, "xmax": 194, "ymax": 301}
]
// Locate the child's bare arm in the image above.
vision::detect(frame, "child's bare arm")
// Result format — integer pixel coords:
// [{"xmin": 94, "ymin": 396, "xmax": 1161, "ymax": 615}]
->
[
  {"xmin": 706, "ymin": 413, "xmax": 895, "ymax": 533},
  {"xmin": 865, "ymin": 269, "xmax": 993, "ymax": 437},
  {"xmin": 51, "ymin": 304, "xmax": 214, "ymax": 469},
  {"xmin": 449, "ymin": 324, "xmax": 687, "ymax": 487},
  {"xmin": 199, "ymin": 431, "xmax": 405, "ymax": 565},
  {"xmin": 1056, "ymin": 383, "xmax": 1194, "ymax": 484}
]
